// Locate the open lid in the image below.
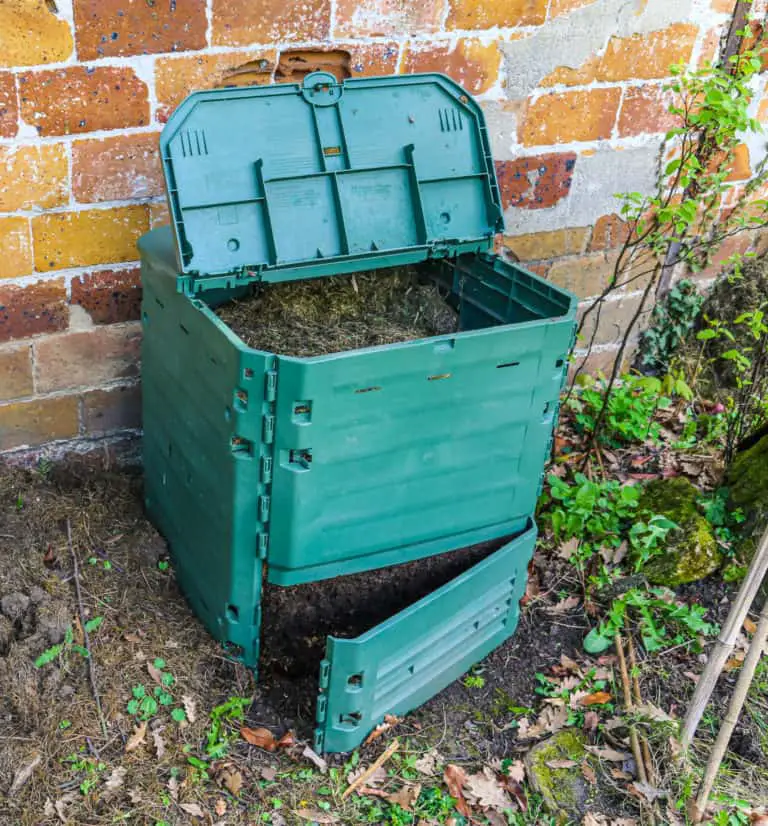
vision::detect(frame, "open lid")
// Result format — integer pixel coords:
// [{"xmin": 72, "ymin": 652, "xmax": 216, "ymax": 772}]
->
[{"xmin": 160, "ymin": 72, "xmax": 504, "ymax": 289}]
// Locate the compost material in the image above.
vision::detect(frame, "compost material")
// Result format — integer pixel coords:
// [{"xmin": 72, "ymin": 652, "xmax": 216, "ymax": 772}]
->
[{"xmin": 214, "ymin": 268, "xmax": 459, "ymax": 357}]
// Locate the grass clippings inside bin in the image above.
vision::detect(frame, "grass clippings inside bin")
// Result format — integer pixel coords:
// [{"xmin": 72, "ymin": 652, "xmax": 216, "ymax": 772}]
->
[{"xmin": 214, "ymin": 268, "xmax": 459, "ymax": 357}]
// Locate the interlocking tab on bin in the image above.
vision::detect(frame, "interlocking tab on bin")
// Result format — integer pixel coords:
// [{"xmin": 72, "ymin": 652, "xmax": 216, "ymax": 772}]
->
[{"xmin": 160, "ymin": 72, "xmax": 504, "ymax": 290}]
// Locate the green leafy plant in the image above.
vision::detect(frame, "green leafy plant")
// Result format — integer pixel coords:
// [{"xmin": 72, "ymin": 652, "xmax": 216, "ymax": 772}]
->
[
  {"xmin": 584, "ymin": 587, "xmax": 718, "ymax": 654},
  {"xmin": 203, "ymin": 696, "xmax": 251, "ymax": 759},
  {"xmin": 34, "ymin": 619, "xmax": 102, "ymax": 668},
  {"xmin": 570, "ymin": 43, "xmax": 768, "ymax": 452},
  {"xmin": 639, "ymin": 279, "xmax": 704, "ymax": 374},
  {"xmin": 126, "ymin": 659, "xmax": 186, "ymax": 723},
  {"xmin": 62, "ymin": 750, "xmax": 107, "ymax": 796},
  {"xmin": 567, "ymin": 373, "xmax": 671, "ymax": 447}
]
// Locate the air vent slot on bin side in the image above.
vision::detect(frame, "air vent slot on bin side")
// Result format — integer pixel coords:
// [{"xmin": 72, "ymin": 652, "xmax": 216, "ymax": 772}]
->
[{"xmin": 179, "ymin": 129, "xmax": 209, "ymax": 158}]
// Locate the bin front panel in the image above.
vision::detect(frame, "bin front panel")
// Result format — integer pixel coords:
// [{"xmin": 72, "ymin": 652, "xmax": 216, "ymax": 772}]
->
[
  {"xmin": 315, "ymin": 522, "xmax": 537, "ymax": 753},
  {"xmin": 266, "ymin": 319, "xmax": 570, "ymax": 584}
]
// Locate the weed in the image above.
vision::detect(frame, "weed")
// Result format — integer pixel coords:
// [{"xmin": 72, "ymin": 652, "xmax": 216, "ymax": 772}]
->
[
  {"xmin": 203, "ymin": 696, "xmax": 251, "ymax": 759},
  {"xmin": 34, "ymin": 618, "xmax": 103, "ymax": 668},
  {"xmin": 639, "ymin": 279, "xmax": 704, "ymax": 374},
  {"xmin": 583, "ymin": 587, "xmax": 718, "ymax": 654},
  {"xmin": 62, "ymin": 750, "xmax": 107, "ymax": 796},
  {"xmin": 126, "ymin": 659, "xmax": 186, "ymax": 724},
  {"xmin": 567, "ymin": 373, "xmax": 672, "ymax": 447}
]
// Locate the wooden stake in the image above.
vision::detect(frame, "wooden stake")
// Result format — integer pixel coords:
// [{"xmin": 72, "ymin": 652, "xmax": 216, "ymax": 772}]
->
[
  {"xmin": 615, "ymin": 632, "xmax": 648, "ymax": 785},
  {"xmin": 681, "ymin": 523, "xmax": 768, "ymax": 748},
  {"xmin": 691, "ymin": 591, "xmax": 768, "ymax": 822},
  {"xmin": 342, "ymin": 739, "xmax": 399, "ymax": 800}
]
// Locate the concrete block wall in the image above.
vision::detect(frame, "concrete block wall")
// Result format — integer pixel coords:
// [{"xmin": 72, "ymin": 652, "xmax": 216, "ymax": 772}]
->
[{"xmin": 0, "ymin": 0, "xmax": 765, "ymax": 456}]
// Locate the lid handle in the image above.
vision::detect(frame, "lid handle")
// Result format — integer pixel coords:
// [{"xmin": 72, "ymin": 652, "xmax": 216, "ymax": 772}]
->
[{"xmin": 301, "ymin": 71, "xmax": 343, "ymax": 107}]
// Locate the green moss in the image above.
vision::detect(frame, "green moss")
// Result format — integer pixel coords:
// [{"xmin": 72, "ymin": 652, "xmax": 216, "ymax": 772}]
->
[
  {"xmin": 727, "ymin": 433, "xmax": 768, "ymax": 564},
  {"xmin": 638, "ymin": 477, "xmax": 721, "ymax": 586},
  {"xmin": 525, "ymin": 730, "xmax": 592, "ymax": 822}
]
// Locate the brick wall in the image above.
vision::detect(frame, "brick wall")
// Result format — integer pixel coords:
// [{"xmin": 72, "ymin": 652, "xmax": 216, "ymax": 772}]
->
[{"xmin": 0, "ymin": 0, "xmax": 765, "ymax": 457}]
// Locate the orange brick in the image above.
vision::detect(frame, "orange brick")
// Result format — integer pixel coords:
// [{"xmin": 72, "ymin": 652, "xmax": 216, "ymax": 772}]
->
[
  {"xmin": 520, "ymin": 88, "xmax": 621, "ymax": 146},
  {"xmin": 759, "ymin": 94, "xmax": 768, "ymax": 124},
  {"xmin": 711, "ymin": 143, "xmax": 752, "ymax": 182},
  {"xmin": 35, "ymin": 323, "xmax": 141, "ymax": 392},
  {"xmin": 541, "ymin": 24, "xmax": 698, "ymax": 86},
  {"xmin": 0, "ymin": 344, "xmax": 33, "ymax": 402},
  {"xmin": 72, "ymin": 133, "xmax": 164, "ymax": 203},
  {"xmin": 0, "ymin": 0, "xmax": 74, "ymax": 68},
  {"xmin": 32, "ymin": 206, "xmax": 149, "ymax": 272},
  {"xmin": 711, "ymin": 0, "xmax": 735, "ymax": 11},
  {"xmin": 0, "ymin": 395, "xmax": 80, "ymax": 451},
  {"xmin": 689, "ymin": 233, "xmax": 754, "ymax": 282},
  {"xmin": 589, "ymin": 214, "xmax": 630, "ymax": 251},
  {"xmin": 70, "ymin": 267, "xmax": 142, "ymax": 325},
  {"xmin": 155, "ymin": 50, "xmax": 276, "ymax": 122},
  {"xmin": 548, "ymin": 0, "xmax": 599, "ymax": 18},
  {"xmin": 401, "ymin": 40, "xmax": 501, "ymax": 96},
  {"xmin": 73, "ymin": 0, "xmax": 207, "ymax": 60},
  {"xmin": 0, "ymin": 279, "xmax": 68, "ymax": 343},
  {"xmin": 697, "ymin": 27, "xmax": 721, "ymax": 68},
  {"xmin": 0, "ymin": 217, "xmax": 32, "ymax": 280},
  {"xmin": 503, "ymin": 227, "xmax": 589, "ymax": 261},
  {"xmin": 336, "ymin": 0, "xmax": 443, "ymax": 37},
  {"xmin": 0, "ymin": 72, "xmax": 17, "ymax": 138},
  {"xmin": 446, "ymin": 0, "xmax": 547, "ymax": 29},
  {"xmin": 617, "ymin": 85, "xmax": 679, "ymax": 137},
  {"xmin": 212, "ymin": 0, "xmax": 330, "ymax": 46},
  {"xmin": 18, "ymin": 67, "xmax": 149, "ymax": 137},
  {"xmin": 0, "ymin": 144, "xmax": 68, "ymax": 212},
  {"xmin": 82, "ymin": 384, "xmax": 142, "ymax": 434},
  {"xmin": 548, "ymin": 252, "xmax": 616, "ymax": 298}
]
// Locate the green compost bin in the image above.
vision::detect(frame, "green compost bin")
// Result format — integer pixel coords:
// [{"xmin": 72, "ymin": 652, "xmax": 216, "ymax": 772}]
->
[{"xmin": 140, "ymin": 71, "xmax": 577, "ymax": 753}]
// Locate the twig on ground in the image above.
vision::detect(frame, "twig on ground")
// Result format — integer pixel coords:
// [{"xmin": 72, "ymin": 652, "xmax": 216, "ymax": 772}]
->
[
  {"xmin": 615, "ymin": 632, "xmax": 648, "ymax": 785},
  {"xmin": 690, "ymin": 591, "xmax": 768, "ymax": 823},
  {"xmin": 681, "ymin": 523, "xmax": 768, "ymax": 748},
  {"xmin": 342, "ymin": 739, "xmax": 399, "ymax": 800},
  {"xmin": 67, "ymin": 518, "xmax": 108, "ymax": 740},
  {"xmin": 628, "ymin": 634, "xmax": 655, "ymax": 785}
]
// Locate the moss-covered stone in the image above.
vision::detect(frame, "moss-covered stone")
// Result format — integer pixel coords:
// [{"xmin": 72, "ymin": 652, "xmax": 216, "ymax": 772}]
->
[
  {"xmin": 726, "ymin": 432, "xmax": 768, "ymax": 569},
  {"xmin": 525, "ymin": 730, "xmax": 594, "ymax": 822},
  {"xmin": 638, "ymin": 477, "xmax": 721, "ymax": 586}
]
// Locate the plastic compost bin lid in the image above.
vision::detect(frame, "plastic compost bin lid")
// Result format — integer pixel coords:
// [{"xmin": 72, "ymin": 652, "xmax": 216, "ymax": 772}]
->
[{"xmin": 159, "ymin": 72, "xmax": 505, "ymax": 292}]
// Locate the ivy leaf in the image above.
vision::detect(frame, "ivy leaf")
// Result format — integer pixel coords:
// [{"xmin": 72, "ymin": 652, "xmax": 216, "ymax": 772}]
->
[
  {"xmin": 584, "ymin": 627, "xmax": 614, "ymax": 654},
  {"xmin": 34, "ymin": 644, "xmax": 63, "ymax": 668},
  {"xmin": 84, "ymin": 617, "xmax": 103, "ymax": 633}
]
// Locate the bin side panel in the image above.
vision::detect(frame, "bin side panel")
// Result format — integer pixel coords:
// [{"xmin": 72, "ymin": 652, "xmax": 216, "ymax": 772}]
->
[
  {"xmin": 141, "ymin": 255, "xmax": 270, "ymax": 667},
  {"xmin": 315, "ymin": 522, "xmax": 536, "ymax": 753},
  {"xmin": 268, "ymin": 319, "xmax": 571, "ymax": 584}
]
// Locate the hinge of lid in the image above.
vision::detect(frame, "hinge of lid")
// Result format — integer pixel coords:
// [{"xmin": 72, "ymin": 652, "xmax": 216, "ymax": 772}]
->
[
  {"xmin": 257, "ymin": 533, "xmax": 269, "ymax": 559},
  {"xmin": 258, "ymin": 495, "xmax": 270, "ymax": 523},
  {"xmin": 261, "ymin": 455, "xmax": 273, "ymax": 484},
  {"xmin": 262, "ymin": 414, "xmax": 275, "ymax": 444},
  {"xmin": 265, "ymin": 369, "xmax": 277, "ymax": 402}
]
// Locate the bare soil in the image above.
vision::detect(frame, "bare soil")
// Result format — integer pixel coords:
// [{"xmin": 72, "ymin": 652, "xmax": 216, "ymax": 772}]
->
[{"xmin": 0, "ymin": 457, "xmax": 764, "ymax": 825}]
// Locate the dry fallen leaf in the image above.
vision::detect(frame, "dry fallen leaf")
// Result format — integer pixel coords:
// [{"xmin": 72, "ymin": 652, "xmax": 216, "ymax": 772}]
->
[
  {"xmin": 580, "ymin": 691, "xmax": 613, "ymax": 706},
  {"xmin": 54, "ymin": 792, "xmax": 76, "ymax": 823},
  {"xmin": 147, "ymin": 661, "xmax": 164, "ymax": 685},
  {"xmin": 585, "ymin": 746, "xmax": 631, "ymax": 762},
  {"xmin": 581, "ymin": 762, "xmax": 597, "ymax": 784},
  {"xmin": 9, "ymin": 752, "xmax": 41, "ymax": 796},
  {"xmin": 683, "ymin": 671, "xmax": 700, "ymax": 684},
  {"xmin": 104, "ymin": 766, "xmax": 127, "ymax": 795},
  {"xmin": 179, "ymin": 802, "xmax": 205, "ymax": 817},
  {"xmin": 182, "ymin": 694, "xmax": 197, "ymax": 724},
  {"xmin": 463, "ymin": 767, "xmax": 512, "ymax": 811},
  {"xmin": 583, "ymin": 711, "xmax": 599, "ymax": 733},
  {"xmin": 443, "ymin": 764, "xmax": 471, "ymax": 817},
  {"xmin": 240, "ymin": 726, "xmax": 277, "ymax": 751},
  {"xmin": 152, "ymin": 727, "xmax": 166, "ymax": 759},
  {"xmin": 505, "ymin": 759, "xmax": 525, "ymax": 784},
  {"xmin": 261, "ymin": 766, "xmax": 277, "ymax": 781},
  {"xmin": 388, "ymin": 783, "xmax": 422, "ymax": 810},
  {"xmin": 744, "ymin": 617, "xmax": 758, "ymax": 635},
  {"xmin": 168, "ymin": 776, "xmax": 179, "ymax": 801},
  {"xmin": 634, "ymin": 702, "xmax": 674, "ymax": 722},
  {"xmin": 123, "ymin": 631, "xmax": 142, "ymax": 643},
  {"xmin": 347, "ymin": 766, "xmax": 386, "ymax": 789},
  {"xmin": 629, "ymin": 781, "xmax": 666, "ymax": 803},
  {"xmin": 610, "ymin": 767, "xmax": 634, "ymax": 781},
  {"xmin": 220, "ymin": 768, "xmax": 243, "ymax": 796},
  {"xmin": 364, "ymin": 714, "xmax": 400, "ymax": 745},
  {"xmin": 523, "ymin": 704, "xmax": 568, "ymax": 739},
  {"xmin": 558, "ymin": 537, "xmax": 580, "ymax": 560},
  {"xmin": 215, "ymin": 798, "xmax": 227, "ymax": 817},
  {"xmin": 302, "ymin": 745, "xmax": 328, "ymax": 773},
  {"xmin": 126, "ymin": 721, "xmax": 147, "ymax": 753},
  {"xmin": 545, "ymin": 759, "xmax": 578, "ymax": 769},
  {"xmin": 277, "ymin": 731, "xmax": 296, "ymax": 749},
  {"xmin": 294, "ymin": 809, "xmax": 338, "ymax": 823},
  {"xmin": 560, "ymin": 654, "xmax": 581, "ymax": 672},
  {"xmin": 414, "ymin": 749, "xmax": 440, "ymax": 775},
  {"xmin": 549, "ymin": 595, "xmax": 580, "ymax": 613}
]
